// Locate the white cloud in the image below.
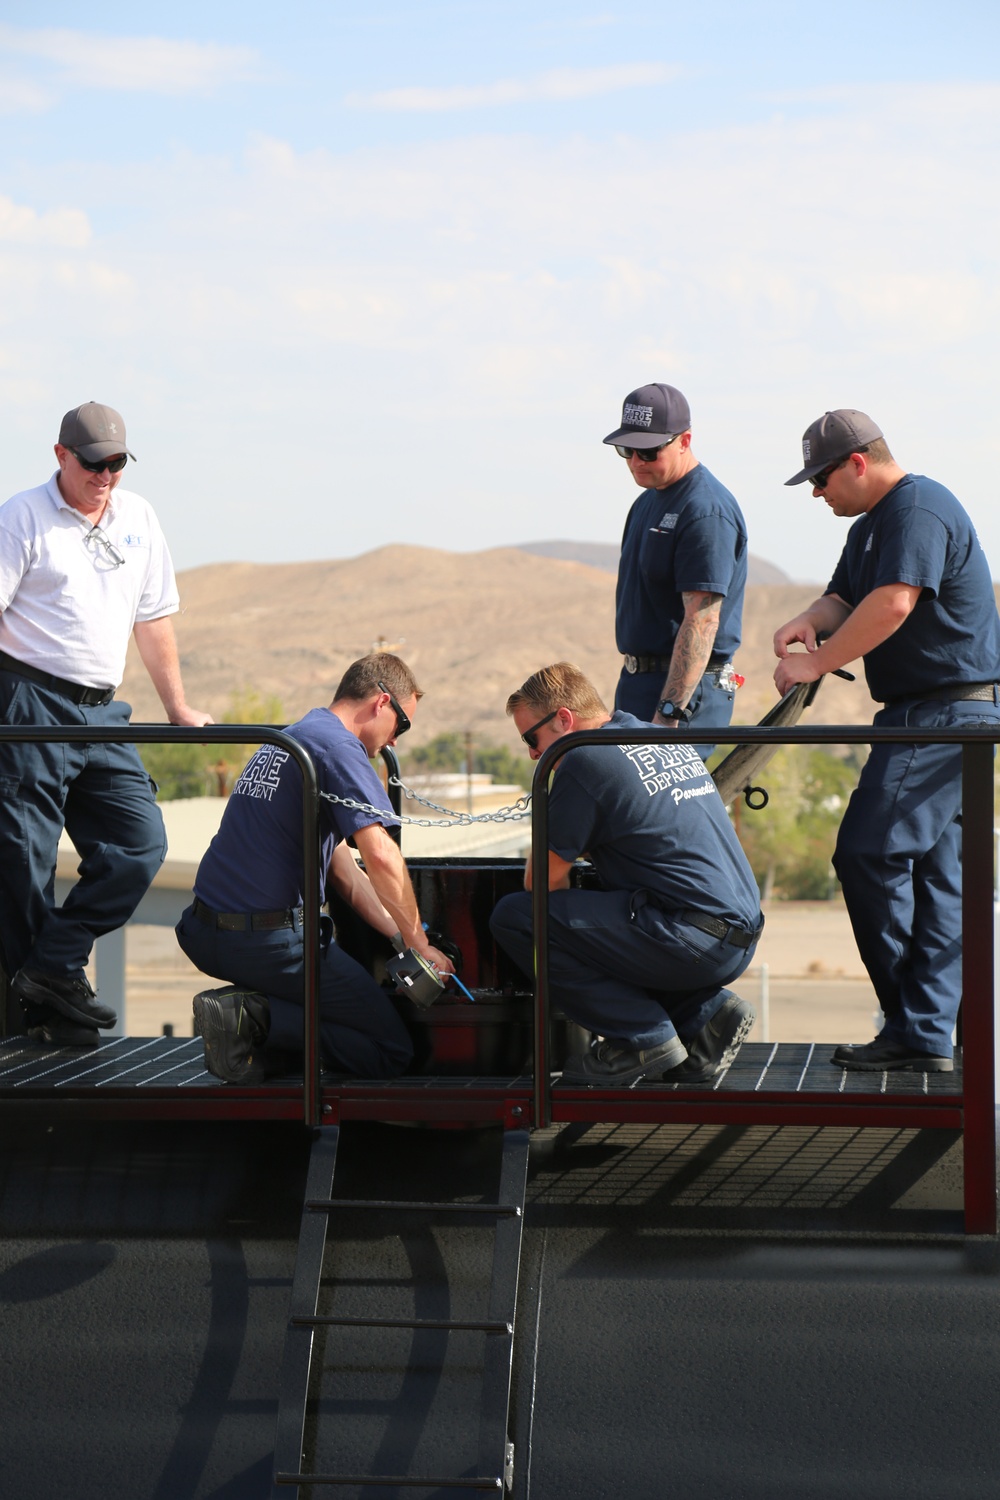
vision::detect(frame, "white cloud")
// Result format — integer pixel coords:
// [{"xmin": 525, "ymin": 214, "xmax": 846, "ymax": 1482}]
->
[
  {"xmin": 0, "ymin": 73, "xmax": 51, "ymax": 113},
  {"xmin": 0, "ymin": 195, "xmax": 90, "ymax": 247},
  {"xmin": 347, "ymin": 62, "xmax": 680, "ymax": 111},
  {"xmin": 3, "ymin": 82, "xmax": 1000, "ymax": 583},
  {"xmin": 0, "ymin": 24, "xmax": 260, "ymax": 94}
]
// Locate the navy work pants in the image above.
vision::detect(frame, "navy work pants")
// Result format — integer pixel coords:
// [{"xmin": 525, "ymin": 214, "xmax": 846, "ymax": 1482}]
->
[
  {"xmin": 175, "ymin": 904, "xmax": 414, "ymax": 1079},
  {"xmin": 490, "ymin": 888, "xmax": 759, "ymax": 1049},
  {"xmin": 0, "ymin": 672, "xmax": 166, "ymax": 981},
  {"xmin": 833, "ymin": 694, "xmax": 1000, "ymax": 1059},
  {"xmin": 615, "ymin": 665, "xmax": 736, "ymax": 761}
]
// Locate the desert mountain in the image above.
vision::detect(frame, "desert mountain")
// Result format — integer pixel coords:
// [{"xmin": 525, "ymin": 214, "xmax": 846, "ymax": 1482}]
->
[{"xmin": 120, "ymin": 545, "xmax": 881, "ymax": 744}]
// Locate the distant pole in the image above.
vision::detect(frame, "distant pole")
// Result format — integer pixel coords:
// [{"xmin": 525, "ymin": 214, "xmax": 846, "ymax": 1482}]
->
[
  {"xmin": 465, "ymin": 730, "xmax": 474, "ymax": 815},
  {"xmin": 760, "ymin": 963, "xmax": 770, "ymax": 1042}
]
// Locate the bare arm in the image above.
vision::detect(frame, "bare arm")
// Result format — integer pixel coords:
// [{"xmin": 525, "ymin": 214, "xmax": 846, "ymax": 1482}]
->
[
  {"xmin": 133, "ymin": 616, "xmax": 213, "ymax": 727},
  {"xmin": 523, "ymin": 848, "xmax": 574, "ymax": 892},
  {"xmin": 773, "ymin": 594, "xmax": 853, "ymax": 659},
  {"xmin": 773, "ymin": 584, "xmax": 921, "ymax": 694},
  {"xmin": 351, "ymin": 822, "xmax": 454, "ymax": 972},
  {"xmin": 328, "ymin": 841, "xmax": 397, "ymax": 938},
  {"xmin": 652, "ymin": 590, "xmax": 722, "ymax": 725}
]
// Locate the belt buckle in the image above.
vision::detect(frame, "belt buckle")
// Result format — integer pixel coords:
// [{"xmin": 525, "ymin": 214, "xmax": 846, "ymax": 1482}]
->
[{"xmin": 623, "ymin": 655, "xmax": 639, "ymax": 674}]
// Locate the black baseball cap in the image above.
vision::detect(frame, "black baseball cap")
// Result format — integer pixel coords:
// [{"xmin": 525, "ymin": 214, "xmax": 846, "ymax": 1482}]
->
[
  {"xmin": 58, "ymin": 402, "xmax": 136, "ymax": 462},
  {"xmin": 603, "ymin": 383, "xmax": 692, "ymax": 448},
  {"xmin": 785, "ymin": 409, "xmax": 882, "ymax": 486}
]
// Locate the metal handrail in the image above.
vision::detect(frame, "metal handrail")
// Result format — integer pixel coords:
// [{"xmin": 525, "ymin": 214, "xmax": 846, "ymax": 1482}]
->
[
  {"xmin": 0, "ymin": 722, "xmax": 325, "ymax": 1127},
  {"xmin": 528, "ymin": 721, "xmax": 998, "ymax": 1231}
]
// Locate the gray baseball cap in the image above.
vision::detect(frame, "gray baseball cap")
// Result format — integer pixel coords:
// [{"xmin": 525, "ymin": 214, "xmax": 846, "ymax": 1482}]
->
[
  {"xmin": 58, "ymin": 402, "xmax": 136, "ymax": 462},
  {"xmin": 785, "ymin": 409, "xmax": 882, "ymax": 486},
  {"xmin": 603, "ymin": 383, "xmax": 692, "ymax": 447}
]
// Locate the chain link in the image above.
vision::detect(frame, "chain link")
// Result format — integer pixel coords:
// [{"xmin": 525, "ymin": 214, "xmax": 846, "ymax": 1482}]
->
[{"xmin": 319, "ymin": 774, "xmax": 532, "ymax": 828}]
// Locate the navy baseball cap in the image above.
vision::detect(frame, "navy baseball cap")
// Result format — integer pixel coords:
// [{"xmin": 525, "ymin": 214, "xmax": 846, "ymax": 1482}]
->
[
  {"xmin": 785, "ymin": 409, "xmax": 882, "ymax": 486},
  {"xmin": 603, "ymin": 383, "xmax": 692, "ymax": 447},
  {"xmin": 58, "ymin": 402, "xmax": 136, "ymax": 462}
]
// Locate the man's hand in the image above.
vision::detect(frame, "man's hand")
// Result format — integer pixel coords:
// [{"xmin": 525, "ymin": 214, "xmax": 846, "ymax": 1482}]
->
[
  {"xmin": 773, "ymin": 613, "xmax": 819, "ymax": 659},
  {"xmin": 170, "ymin": 705, "xmax": 214, "ymax": 728},
  {"xmin": 774, "ymin": 651, "xmax": 822, "ymax": 696},
  {"xmin": 421, "ymin": 942, "xmax": 456, "ymax": 976}
]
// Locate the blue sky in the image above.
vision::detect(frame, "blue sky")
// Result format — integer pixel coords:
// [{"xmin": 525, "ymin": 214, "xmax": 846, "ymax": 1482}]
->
[{"xmin": 2, "ymin": 2, "xmax": 999, "ymax": 581}]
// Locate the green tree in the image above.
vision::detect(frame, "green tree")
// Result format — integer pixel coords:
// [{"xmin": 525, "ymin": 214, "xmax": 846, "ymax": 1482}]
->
[
  {"xmin": 734, "ymin": 746, "xmax": 858, "ymax": 900},
  {"xmin": 139, "ymin": 688, "xmax": 286, "ymax": 800}
]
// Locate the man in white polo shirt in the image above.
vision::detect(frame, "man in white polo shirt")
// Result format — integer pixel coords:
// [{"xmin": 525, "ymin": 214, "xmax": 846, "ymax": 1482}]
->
[{"xmin": 0, "ymin": 401, "xmax": 211, "ymax": 1046}]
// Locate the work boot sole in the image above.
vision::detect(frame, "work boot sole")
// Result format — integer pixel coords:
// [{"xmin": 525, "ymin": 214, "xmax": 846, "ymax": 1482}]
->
[
  {"xmin": 192, "ymin": 991, "xmax": 265, "ymax": 1084},
  {"xmin": 675, "ymin": 999, "xmax": 756, "ymax": 1081}
]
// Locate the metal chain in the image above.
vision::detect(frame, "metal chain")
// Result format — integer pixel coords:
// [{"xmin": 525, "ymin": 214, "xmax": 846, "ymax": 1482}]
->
[{"xmin": 319, "ymin": 774, "xmax": 532, "ymax": 827}]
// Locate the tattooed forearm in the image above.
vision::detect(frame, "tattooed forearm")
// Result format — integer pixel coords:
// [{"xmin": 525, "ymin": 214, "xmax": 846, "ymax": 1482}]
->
[{"xmin": 658, "ymin": 591, "xmax": 723, "ymax": 711}]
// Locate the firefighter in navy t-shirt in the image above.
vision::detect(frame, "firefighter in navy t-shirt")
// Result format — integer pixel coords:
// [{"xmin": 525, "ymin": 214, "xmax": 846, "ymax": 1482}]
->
[
  {"xmin": 775, "ymin": 410, "xmax": 1000, "ymax": 1072},
  {"xmin": 176, "ymin": 653, "xmax": 452, "ymax": 1083},
  {"xmin": 490, "ymin": 662, "xmax": 761, "ymax": 1086},
  {"xmin": 603, "ymin": 383, "xmax": 748, "ymax": 757}
]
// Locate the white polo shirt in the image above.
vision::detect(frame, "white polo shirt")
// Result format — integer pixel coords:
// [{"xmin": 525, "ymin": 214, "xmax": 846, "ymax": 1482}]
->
[{"xmin": 0, "ymin": 473, "xmax": 180, "ymax": 690}]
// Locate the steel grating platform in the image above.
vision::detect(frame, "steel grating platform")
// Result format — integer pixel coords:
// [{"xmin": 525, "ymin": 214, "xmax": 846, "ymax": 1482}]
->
[{"xmin": 0, "ymin": 1037, "xmax": 964, "ymax": 1129}]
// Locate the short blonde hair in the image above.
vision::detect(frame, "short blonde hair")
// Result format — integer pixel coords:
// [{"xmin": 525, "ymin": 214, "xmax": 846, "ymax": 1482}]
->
[{"xmin": 506, "ymin": 662, "xmax": 607, "ymax": 720}]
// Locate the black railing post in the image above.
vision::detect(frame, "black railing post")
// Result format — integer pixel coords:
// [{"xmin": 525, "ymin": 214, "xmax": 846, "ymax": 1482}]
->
[
  {"xmin": 530, "ymin": 754, "xmax": 553, "ymax": 1128},
  {"xmin": 961, "ymin": 740, "xmax": 997, "ymax": 1234}
]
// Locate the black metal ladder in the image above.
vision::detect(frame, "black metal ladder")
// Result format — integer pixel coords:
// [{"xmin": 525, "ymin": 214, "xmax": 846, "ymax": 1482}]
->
[{"xmin": 271, "ymin": 1122, "xmax": 531, "ymax": 1495}]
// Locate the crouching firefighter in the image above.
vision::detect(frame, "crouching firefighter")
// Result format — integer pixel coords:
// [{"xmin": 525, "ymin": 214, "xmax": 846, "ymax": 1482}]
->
[
  {"xmin": 490, "ymin": 662, "xmax": 762, "ymax": 1086},
  {"xmin": 175, "ymin": 653, "xmax": 453, "ymax": 1083}
]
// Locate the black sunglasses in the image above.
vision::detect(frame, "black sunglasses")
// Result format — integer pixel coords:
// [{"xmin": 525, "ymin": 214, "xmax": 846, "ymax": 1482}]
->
[
  {"xmin": 377, "ymin": 680, "xmax": 411, "ymax": 737},
  {"xmin": 72, "ymin": 449, "xmax": 128, "ymax": 474},
  {"xmin": 810, "ymin": 457, "xmax": 848, "ymax": 490},
  {"xmin": 614, "ymin": 435, "xmax": 678, "ymax": 461},
  {"xmin": 521, "ymin": 709, "xmax": 558, "ymax": 750}
]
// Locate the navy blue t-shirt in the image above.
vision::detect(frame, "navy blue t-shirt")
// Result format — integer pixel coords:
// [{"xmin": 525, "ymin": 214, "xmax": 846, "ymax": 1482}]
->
[
  {"xmin": 826, "ymin": 474, "xmax": 1000, "ymax": 702},
  {"xmin": 194, "ymin": 707, "xmax": 398, "ymax": 911},
  {"xmin": 548, "ymin": 711, "xmax": 760, "ymax": 926},
  {"xmin": 615, "ymin": 464, "xmax": 747, "ymax": 660}
]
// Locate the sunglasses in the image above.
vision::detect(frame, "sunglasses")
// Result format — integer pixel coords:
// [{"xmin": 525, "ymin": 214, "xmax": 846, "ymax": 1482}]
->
[
  {"xmin": 72, "ymin": 449, "xmax": 128, "ymax": 474},
  {"xmin": 521, "ymin": 709, "xmax": 558, "ymax": 750},
  {"xmin": 615, "ymin": 435, "xmax": 678, "ymax": 461},
  {"xmin": 810, "ymin": 457, "xmax": 848, "ymax": 490},
  {"xmin": 377, "ymin": 680, "xmax": 411, "ymax": 737}
]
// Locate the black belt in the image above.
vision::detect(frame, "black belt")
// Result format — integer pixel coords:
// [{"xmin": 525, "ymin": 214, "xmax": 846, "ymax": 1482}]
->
[
  {"xmin": 882, "ymin": 682, "xmax": 997, "ymax": 707},
  {"xmin": 0, "ymin": 650, "xmax": 115, "ymax": 707},
  {"xmin": 680, "ymin": 910, "xmax": 762, "ymax": 950},
  {"xmin": 623, "ymin": 652, "xmax": 729, "ymax": 675},
  {"xmin": 192, "ymin": 896, "xmax": 303, "ymax": 932}
]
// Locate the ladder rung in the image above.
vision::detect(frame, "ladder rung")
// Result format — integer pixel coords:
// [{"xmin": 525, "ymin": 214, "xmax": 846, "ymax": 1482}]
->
[
  {"xmin": 291, "ymin": 1314, "xmax": 512, "ymax": 1333},
  {"xmin": 307, "ymin": 1198, "xmax": 520, "ymax": 1216},
  {"xmin": 275, "ymin": 1473, "xmax": 502, "ymax": 1489}
]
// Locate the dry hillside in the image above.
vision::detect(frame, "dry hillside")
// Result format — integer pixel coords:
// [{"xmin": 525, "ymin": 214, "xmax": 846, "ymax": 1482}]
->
[{"xmin": 119, "ymin": 546, "xmax": 898, "ymax": 745}]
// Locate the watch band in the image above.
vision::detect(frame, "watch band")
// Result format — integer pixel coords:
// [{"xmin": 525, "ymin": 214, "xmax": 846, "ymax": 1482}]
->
[{"xmin": 657, "ymin": 699, "xmax": 692, "ymax": 723}]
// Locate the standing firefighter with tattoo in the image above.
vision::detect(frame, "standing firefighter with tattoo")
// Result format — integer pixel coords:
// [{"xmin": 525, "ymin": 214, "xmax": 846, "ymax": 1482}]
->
[{"xmin": 603, "ymin": 383, "xmax": 748, "ymax": 757}]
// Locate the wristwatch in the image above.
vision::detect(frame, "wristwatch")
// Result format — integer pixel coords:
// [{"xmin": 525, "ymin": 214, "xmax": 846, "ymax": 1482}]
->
[{"xmin": 656, "ymin": 699, "xmax": 693, "ymax": 723}]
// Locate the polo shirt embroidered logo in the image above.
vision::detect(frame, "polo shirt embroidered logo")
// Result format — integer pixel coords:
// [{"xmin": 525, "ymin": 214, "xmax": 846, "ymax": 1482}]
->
[
  {"xmin": 623, "ymin": 403, "xmax": 653, "ymax": 429},
  {"xmin": 650, "ymin": 512, "xmax": 678, "ymax": 533},
  {"xmin": 121, "ymin": 533, "xmax": 146, "ymax": 548},
  {"xmin": 865, "ymin": 535, "xmax": 873, "ymax": 552}
]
